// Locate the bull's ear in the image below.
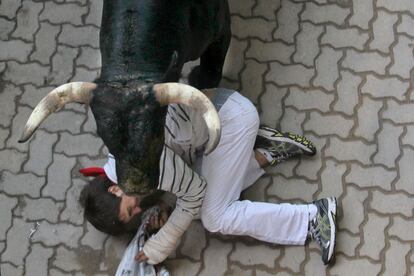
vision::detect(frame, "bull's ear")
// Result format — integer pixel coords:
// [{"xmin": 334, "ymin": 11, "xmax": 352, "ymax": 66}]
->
[
  {"xmin": 19, "ymin": 82, "xmax": 97, "ymax": 143},
  {"xmin": 161, "ymin": 51, "xmax": 179, "ymax": 81}
]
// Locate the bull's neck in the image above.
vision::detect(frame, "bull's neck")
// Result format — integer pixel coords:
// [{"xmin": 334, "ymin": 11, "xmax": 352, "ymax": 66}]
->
[{"xmin": 99, "ymin": 0, "xmax": 176, "ymax": 83}]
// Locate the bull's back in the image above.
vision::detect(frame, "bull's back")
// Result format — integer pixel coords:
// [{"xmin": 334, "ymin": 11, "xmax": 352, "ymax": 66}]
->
[{"xmin": 99, "ymin": 0, "xmax": 229, "ymax": 82}]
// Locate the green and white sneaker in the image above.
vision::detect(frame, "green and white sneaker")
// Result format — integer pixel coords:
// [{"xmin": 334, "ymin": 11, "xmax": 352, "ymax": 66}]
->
[
  {"xmin": 255, "ymin": 125, "xmax": 317, "ymax": 166},
  {"xmin": 309, "ymin": 197, "xmax": 337, "ymax": 265}
]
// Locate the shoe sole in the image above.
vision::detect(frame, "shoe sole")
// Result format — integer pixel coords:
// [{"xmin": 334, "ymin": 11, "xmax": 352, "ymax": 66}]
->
[
  {"xmin": 326, "ymin": 197, "xmax": 337, "ymax": 264},
  {"xmin": 258, "ymin": 127, "xmax": 316, "ymax": 155}
]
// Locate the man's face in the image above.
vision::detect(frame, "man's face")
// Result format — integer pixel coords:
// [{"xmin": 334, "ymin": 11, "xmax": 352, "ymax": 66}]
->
[{"xmin": 108, "ymin": 185, "xmax": 142, "ymax": 223}]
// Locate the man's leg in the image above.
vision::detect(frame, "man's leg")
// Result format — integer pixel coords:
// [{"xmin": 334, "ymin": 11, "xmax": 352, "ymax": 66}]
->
[{"xmin": 199, "ymin": 95, "xmax": 311, "ymax": 245}]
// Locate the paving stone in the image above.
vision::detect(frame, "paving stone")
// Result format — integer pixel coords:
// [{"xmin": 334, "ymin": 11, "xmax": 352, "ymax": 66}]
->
[
  {"xmin": 231, "ymin": 242, "xmax": 280, "ymax": 267},
  {"xmin": 24, "ymin": 130, "xmax": 58, "ymax": 175},
  {"xmin": 295, "ymin": 134, "xmax": 325, "ymax": 181},
  {"xmin": 231, "ymin": 16, "xmax": 275, "ymax": 42},
  {"xmin": 25, "ymin": 244, "xmax": 54, "ymax": 276},
  {"xmin": 49, "ymin": 45, "xmax": 78, "ymax": 85},
  {"xmin": 259, "ymin": 84, "xmax": 288, "ymax": 128},
  {"xmin": 371, "ymin": 190, "xmax": 413, "ymax": 217},
  {"xmin": 398, "ymin": 14, "xmax": 414, "ymax": 37},
  {"xmin": 362, "ymin": 74, "xmax": 409, "ymax": 100},
  {"xmin": 340, "ymin": 185, "xmax": 368, "ymax": 233},
  {"xmin": 302, "ymin": 2, "xmax": 349, "ymax": 25},
  {"xmin": 240, "ymin": 59, "xmax": 267, "ymax": 104},
  {"xmin": 0, "ymin": 263, "xmax": 23, "ymax": 276},
  {"xmin": 0, "ymin": 0, "xmax": 22, "ymax": 19},
  {"xmin": 0, "ymin": 17, "xmax": 15, "ymax": 40},
  {"xmin": 342, "ymin": 49, "xmax": 391, "ymax": 75},
  {"xmin": 0, "ymin": 39, "xmax": 32, "ymax": 62},
  {"xmin": 293, "ymin": 22, "xmax": 324, "ymax": 67},
  {"xmin": 325, "ymin": 137, "xmax": 376, "ymax": 165},
  {"xmin": 0, "ymin": 194, "xmax": 17, "ymax": 240},
  {"xmin": 59, "ymin": 24, "xmax": 100, "ymax": 48},
  {"xmin": 395, "ymin": 147, "xmax": 414, "ymax": 194},
  {"xmin": 253, "ymin": 0, "xmax": 281, "ymax": 20},
  {"xmin": 403, "ymin": 125, "xmax": 414, "ymax": 147},
  {"xmin": 304, "ymin": 112, "xmax": 353, "ymax": 138},
  {"xmin": 322, "ymin": 25, "xmax": 369, "ymax": 50},
  {"xmin": 267, "ymin": 62, "xmax": 314, "ymax": 87},
  {"xmin": 2, "ymin": 218, "xmax": 32, "ymax": 266},
  {"xmin": 352, "ymin": 160, "xmax": 390, "ymax": 188},
  {"xmin": 334, "ymin": 70, "xmax": 361, "ymax": 115},
  {"xmin": 20, "ymin": 85, "xmax": 53, "ymax": 108},
  {"xmin": 374, "ymin": 122, "xmax": 403, "ymax": 168},
  {"xmin": 279, "ymin": 246, "xmax": 305, "ymax": 273},
  {"xmin": 20, "ymin": 197, "xmax": 63, "ymax": 223},
  {"xmin": 285, "ymin": 87, "xmax": 334, "ymax": 112},
  {"xmin": 40, "ymin": 1, "xmax": 88, "ymax": 26},
  {"xmin": 383, "ymin": 239, "xmax": 411, "ymax": 276},
  {"xmin": 32, "ymin": 221, "xmax": 83, "ymax": 248},
  {"xmin": 274, "ymin": 0, "xmax": 302, "ymax": 43},
  {"xmin": 0, "ymin": 61, "xmax": 6, "ymax": 73},
  {"xmin": 198, "ymin": 238, "xmax": 232, "ymax": 276},
  {"xmin": 227, "ymin": 264, "xmax": 254, "ymax": 276},
  {"xmin": 377, "ymin": 0, "xmax": 414, "ymax": 12},
  {"xmin": 77, "ymin": 46, "xmax": 101, "ymax": 69},
  {"xmin": 336, "ymin": 231, "xmax": 360, "ymax": 257},
  {"xmin": 389, "ymin": 217, "xmax": 414, "ymax": 241},
  {"xmin": 246, "ymin": 40, "xmax": 294, "ymax": 64},
  {"xmin": 313, "ymin": 47, "xmax": 342, "ymax": 91},
  {"xmin": 266, "ymin": 158, "xmax": 298, "ymax": 178},
  {"xmin": 389, "ymin": 35, "xmax": 414, "ymax": 79},
  {"xmin": 81, "ymin": 221, "xmax": 108, "ymax": 250},
  {"xmin": 354, "ymin": 96, "xmax": 382, "ymax": 142},
  {"xmin": 280, "ymin": 107, "xmax": 306, "ymax": 135},
  {"xmin": 228, "ymin": 0, "xmax": 254, "ymax": 17},
  {"xmin": 71, "ymin": 67, "xmax": 100, "ymax": 82},
  {"xmin": 256, "ymin": 270, "xmax": 292, "ymax": 276},
  {"xmin": 385, "ymin": 100, "xmax": 414, "ymax": 124},
  {"xmin": 11, "ymin": 0, "xmax": 43, "ymax": 41},
  {"xmin": 222, "ymin": 39, "xmax": 248, "ymax": 81},
  {"xmin": 0, "ymin": 127, "xmax": 9, "ymax": 149},
  {"xmin": 41, "ymin": 110, "xmax": 85, "ymax": 135},
  {"xmin": 53, "ymin": 246, "xmax": 83, "ymax": 272},
  {"xmin": 55, "ymin": 133, "xmax": 102, "ymax": 157},
  {"xmin": 180, "ymin": 221, "xmax": 206, "ymax": 261},
  {"xmin": 166, "ymin": 258, "xmax": 201, "ymax": 276},
  {"xmin": 349, "ymin": 0, "xmax": 373, "ymax": 29},
  {"xmin": 359, "ymin": 213, "xmax": 388, "ymax": 260},
  {"xmin": 61, "ymin": 178, "xmax": 86, "ymax": 225},
  {"xmin": 0, "ymin": 171, "xmax": 44, "ymax": 197},
  {"xmin": 303, "ymin": 251, "xmax": 328, "ymax": 276},
  {"xmin": 103, "ymin": 235, "xmax": 132, "ymax": 273},
  {"xmin": 43, "ymin": 153, "xmax": 77, "ymax": 200},
  {"xmin": 330, "ymin": 255, "xmax": 381, "ymax": 275},
  {"xmin": 6, "ymin": 105, "xmax": 33, "ymax": 152},
  {"xmin": 30, "ymin": 22, "xmax": 60, "ymax": 65},
  {"xmin": 319, "ymin": 160, "xmax": 346, "ymax": 199},
  {"xmin": 85, "ymin": 0, "xmax": 103, "ymax": 26},
  {"xmin": 3, "ymin": 61, "xmax": 49, "ymax": 85},
  {"xmin": 369, "ymin": 10, "xmax": 399, "ymax": 53},
  {"xmin": 0, "ymin": 149, "xmax": 27, "ymax": 174},
  {"xmin": 242, "ymin": 175, "xmax": 271, "ymax": 202},
  {"xmin": 48, "ymin": 269, "xmax": 72, "ymax": 276},
  {"xmin": 0, "ymin": 84, "xmax": 21, "ymax": 128},
  {"xmin": 269, "ymin": 175, "xmax": 317, "ymax": 202}
]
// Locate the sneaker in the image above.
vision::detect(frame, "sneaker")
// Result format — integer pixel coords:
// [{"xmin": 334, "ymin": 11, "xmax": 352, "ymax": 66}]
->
[
  {"xmin": 309, "ymin": 197, "xmax": 337, "ymax": 265},
  {"xmin": 255, "ymin": 125, "xmax": 317, "ymax": 166}
]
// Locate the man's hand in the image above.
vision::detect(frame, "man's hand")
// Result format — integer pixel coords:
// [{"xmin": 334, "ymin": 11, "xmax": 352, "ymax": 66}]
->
[{"xmin": 135, "ymin": 250, "xmax": 149, "ymax": 262}]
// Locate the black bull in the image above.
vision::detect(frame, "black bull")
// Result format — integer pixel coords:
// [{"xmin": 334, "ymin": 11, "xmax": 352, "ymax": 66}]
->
[{"xmin": 19, "ymin": 0, "xmax": 231, "ymax": 195}]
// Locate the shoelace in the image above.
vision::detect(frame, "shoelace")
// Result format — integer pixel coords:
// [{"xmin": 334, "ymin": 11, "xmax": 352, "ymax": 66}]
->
[{"xmin": 309, "ymin": 219, "xmax": 328, "ymax": 249}]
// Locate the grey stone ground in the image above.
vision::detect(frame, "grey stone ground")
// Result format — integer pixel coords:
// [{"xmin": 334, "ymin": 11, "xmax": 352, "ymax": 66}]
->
[{"xmin": 1, "ymin": 0, "xmax": 414, "ymax": 275}]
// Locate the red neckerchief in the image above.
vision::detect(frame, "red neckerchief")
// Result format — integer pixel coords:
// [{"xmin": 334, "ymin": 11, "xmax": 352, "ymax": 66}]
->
[{"xmin": 79, "ymin": 167, "xmax": 107, "ymax": 177}]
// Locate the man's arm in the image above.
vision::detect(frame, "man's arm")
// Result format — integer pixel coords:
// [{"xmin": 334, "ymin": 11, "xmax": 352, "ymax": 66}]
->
[{"xmin": 142, "ymin": 145, "xmax": 207, "ymax": 264}]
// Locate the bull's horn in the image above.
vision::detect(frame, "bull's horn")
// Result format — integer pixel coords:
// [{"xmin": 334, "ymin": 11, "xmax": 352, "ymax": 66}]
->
[
  {"xmin": 18, "ymin": 82, "xmax": 97, "ymax": 143},
  {"xmin": 153, "ymin": 83, "xmax": 221, "ymax": 154}
]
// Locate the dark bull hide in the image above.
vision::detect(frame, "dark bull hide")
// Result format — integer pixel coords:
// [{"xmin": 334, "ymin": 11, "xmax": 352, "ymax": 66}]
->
[{"xmin": 19, "ymin": 0, "xmax": 231, "ymax": 195}]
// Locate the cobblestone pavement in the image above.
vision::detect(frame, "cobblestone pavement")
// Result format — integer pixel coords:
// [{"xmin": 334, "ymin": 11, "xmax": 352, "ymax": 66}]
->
[{"xmin": 1, "ymin": 0, "xmax": 414, "ymax": 275}]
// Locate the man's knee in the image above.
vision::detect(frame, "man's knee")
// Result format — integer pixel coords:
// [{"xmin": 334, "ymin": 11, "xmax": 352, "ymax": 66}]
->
[{"xmin": 201, "ymin": 211, "xmax": 222, "ymax": 233}]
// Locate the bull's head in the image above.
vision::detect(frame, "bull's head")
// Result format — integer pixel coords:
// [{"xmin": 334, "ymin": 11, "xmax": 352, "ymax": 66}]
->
[{"xmin": 18, "ymin": 81, "xmax": 221, "ymax": 194}]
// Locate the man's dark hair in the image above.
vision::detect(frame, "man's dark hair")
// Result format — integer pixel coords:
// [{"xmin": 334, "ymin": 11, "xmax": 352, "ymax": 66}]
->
[{"xmin": 79, "ymin": 175, "xmax": 134, "ymax": 235}]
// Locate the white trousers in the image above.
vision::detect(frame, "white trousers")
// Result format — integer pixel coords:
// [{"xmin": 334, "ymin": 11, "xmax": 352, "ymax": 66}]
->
[{"xmin": 198, "ymin": 93, "xmax": 310, "ymax": 245}]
